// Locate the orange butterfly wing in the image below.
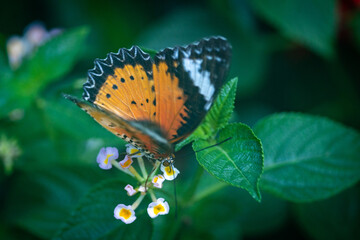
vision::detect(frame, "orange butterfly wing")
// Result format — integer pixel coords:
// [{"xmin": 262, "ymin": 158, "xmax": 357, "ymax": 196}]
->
[{"xmin": 75, "ymin": 36, "xmax": 231, "ymax": 160}]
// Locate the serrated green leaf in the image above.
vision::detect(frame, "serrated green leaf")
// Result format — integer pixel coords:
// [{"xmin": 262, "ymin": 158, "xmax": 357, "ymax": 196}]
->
[
  {"xmin": 175, "ymin": 78, "xmax": 238, "ymax": 151},
  {"xmin": 55, "ymin": 179, "xmax": 152, "ymax": 240},
  {"xmin": 251, "ymin": 0, "xmax": 336, "ymax": 58},
  {"xmin": 254, "ymin": 113, "xmax": 360, "ymax": 202},
  {"xmin": 193, "ymin": 123, "xmax": 263, "ymax": 201},
  {"xmin": 202, "ymin": 77, "xmax": 237, "ymax": 134}
]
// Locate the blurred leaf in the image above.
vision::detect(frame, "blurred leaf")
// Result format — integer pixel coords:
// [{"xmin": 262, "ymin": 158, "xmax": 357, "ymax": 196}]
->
[
  {"xmin": 55, "ymin": 179, "xmax": 152, "ymax": 240},
  {"xmin": 254, "ymin": 113, "xmax": 360, "ymax": 202},
  {"xmin": 251, "ymin": 0, "xmax": 337, "ymax": 58},
  {"xmin": 175, "ymin": 78, "xmax": 238, "ymax": 151},
  {"xmin": 0, "ymin": 26, "xmax": 89, "ymax": 117},
  {"xmin": 4, "ymin": 163, "xmax": 122, "ymax": 239},
  {"xmin": 191, "ymin": 172, "xmax": 287, "ymax": 238},
  {"xmin": 193, "ymin": 123, "xmax": 263, "ymax": 201},
  {"xmin": 43, "ymin": 97, "xmax": 118, "ymax": 141},
  {"xmin": 0, "ymin": 48, "xmax": 10, "ymax": 75},
  {"xmin": 18, "ymin": 26, "xmax": 89, "ymax": 88},
  {"xmin": 350, "ymin": 12, "xmax": 360, "ymax": 52},
  {"xmin": 294, "ymin": 184, "xmax": 360, "ymax": 240}
]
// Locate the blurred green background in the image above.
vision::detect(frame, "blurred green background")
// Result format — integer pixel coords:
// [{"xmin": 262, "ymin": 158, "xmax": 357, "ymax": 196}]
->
[{"xmin": 1, "ymin": 0, "xmax": 360, "ymax": 239}]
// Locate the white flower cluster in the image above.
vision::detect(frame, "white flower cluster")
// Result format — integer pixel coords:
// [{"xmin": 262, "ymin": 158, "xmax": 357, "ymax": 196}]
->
[{"xmin": 96, "ymin": 144, "xmax": 180, "ymax": 224}]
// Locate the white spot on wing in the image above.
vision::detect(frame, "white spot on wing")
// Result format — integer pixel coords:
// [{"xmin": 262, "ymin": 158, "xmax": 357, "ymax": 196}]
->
[{"xmin": 182, "ymin": 58, "xmax": 214, "ymax": 110}]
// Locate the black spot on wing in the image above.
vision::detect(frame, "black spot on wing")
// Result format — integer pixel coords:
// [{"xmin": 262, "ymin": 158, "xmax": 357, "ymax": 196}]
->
[{"xmin": 83, "ymin": 46, "xmax": 154, "ymax": 103}]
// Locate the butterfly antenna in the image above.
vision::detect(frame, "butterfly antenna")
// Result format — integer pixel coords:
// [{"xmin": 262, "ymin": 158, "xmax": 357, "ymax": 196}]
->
[
  {"xmin": 145, "ymin": 161, "xmax": 157, "ymax": 191},
  {"xmin": 195, "ymin": 137, "xmax": 232, "ymax": 153}
]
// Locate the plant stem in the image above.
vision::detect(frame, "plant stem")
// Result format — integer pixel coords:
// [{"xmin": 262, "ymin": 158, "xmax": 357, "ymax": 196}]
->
[
  {"xmin": 148, "ymin": 189, "xmax": 157, "ymax": 202},
  {"xmin": 131, "ymin": 193, "xmax": 145, "ymax": 210},
  {"xmin": 128, "ymin": 166, "xmax": 144, "ymax": 182},
  {"xmin": 137, "ymin": 157, "xmax": 148, "ymax": 178}
]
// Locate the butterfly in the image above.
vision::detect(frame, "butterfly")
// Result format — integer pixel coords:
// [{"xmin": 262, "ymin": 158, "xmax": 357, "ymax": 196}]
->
[{"xmin": 65, "ymin": 36, "xmax": 232, "ymax": 162}]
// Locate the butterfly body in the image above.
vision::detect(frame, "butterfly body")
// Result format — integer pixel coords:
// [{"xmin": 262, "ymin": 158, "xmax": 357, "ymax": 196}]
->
[{"xmin": 66, "ymin": 36, "xmax": 231, "ymax": 161}]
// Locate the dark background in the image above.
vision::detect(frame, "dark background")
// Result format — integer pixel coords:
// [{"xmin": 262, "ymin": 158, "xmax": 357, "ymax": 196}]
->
[{"xmin": 1, "ymin": 0, "xmax": 359, "ymax": 239}]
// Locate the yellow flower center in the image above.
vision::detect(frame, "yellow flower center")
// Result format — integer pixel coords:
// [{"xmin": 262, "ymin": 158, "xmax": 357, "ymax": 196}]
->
[
  {"xmin": 119, "ymin": 208, "xmax": 132, "ymax": 220},
  {"xmin": 164, "ymin": 166, "xmax": 173, "ymax": 175},
  {"xmin": 153, "ymin": 176, "xmax": 159, "ymax": 183},
  {"xmin": 104, "ymin": 154, "xmax": 113, "ymax": 165},
  {"xmin": 130, "ymin": 148, "xmax": 141, "ymax": 155},
  {"xmin": 153, "ymin": 204, "xmax": 165, "ymax": 215},
  {"xmin": 120, "ymin": 158, "xmax": 132, "ymax": 168}
]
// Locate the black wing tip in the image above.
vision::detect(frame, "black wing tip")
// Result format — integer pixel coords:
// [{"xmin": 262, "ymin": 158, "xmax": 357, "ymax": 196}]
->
[
  {"xmin": 155, "ymin": 36, "xmax": 232, "ymax": 61},
  {"xmin": 87, "ymin": 46, "xmax": 151, "ymax": 75}
]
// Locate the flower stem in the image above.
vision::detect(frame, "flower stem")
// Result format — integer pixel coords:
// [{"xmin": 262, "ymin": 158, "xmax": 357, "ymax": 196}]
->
[
  {"xmin": 128, "ymin": 166, "xmax": 144, "ymax": 182},
  {"xmin": 131, "ymin": 193, "xmax": 145, "ymax": 210},
  {"xmin": 137, "ymin": 157, "xmax": 148, "ymax": 178},
  {"xmin": 148, "ymin": 189, "xmax": 157, "ymax": 202}
]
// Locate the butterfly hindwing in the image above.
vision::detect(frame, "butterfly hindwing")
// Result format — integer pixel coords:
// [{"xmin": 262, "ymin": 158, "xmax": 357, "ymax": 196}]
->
[{"xmin": 64, "ymin": 94, "xmax": 172, "ymax": 159}]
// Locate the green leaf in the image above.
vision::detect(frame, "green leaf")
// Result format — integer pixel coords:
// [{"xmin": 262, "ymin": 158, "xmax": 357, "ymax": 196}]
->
[
  {"xmin": 20, "ymin": 26, "xmax": 89, "ymax": 87},
  {"xmin": 191, "ymin": 172, "xmax": 287, "ymax": 238},
  {"xmin": 201, "ymin": 77, "xmax": 237, "ymax": 135},
  {"xmin": 254, "ymin": 113, "xmax": 360, "ymax": 202},
  {"xmin": 55, "ymin": 179, "xmax": 152, "ymax": 240},
  {"xmin": 175, "ymin": 77, "xmax": 238, "ymax": 151},
  {"xmin": 4, "ymin": 163, "xmax": 121, "ymax": 239},
  {"xmin": 294, "ymin": 185, "xmax": 360, "ymax": 240},
  {"xmin": 0, "ymin": 26, "xmax": 89, "ymax": 117},
  {"xmin": 193, "ymin": 123, "xmax": 263, "ymax": 201},
  {"xmin": 251, "ymin": 0, "xmax": 337, "ymax": 58}
]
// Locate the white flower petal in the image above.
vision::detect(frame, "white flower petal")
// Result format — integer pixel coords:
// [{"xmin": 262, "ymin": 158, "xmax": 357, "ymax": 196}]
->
[
  {"xmin": 160, "ymin": 164, "xmax": 180, "ymax": 181},
  {"xmin": 119, "ymin": 155, "xmax": 133, "ymax": 169},
  {"xmin": 96, "ymin": 147, "xmax": 119, "ymax": 170},
  {"xmin": 152, "ymin": 174, "xmax": 165, "ymax": 188},
  {"xmin": 114, "ymin": 204, "xmax": 136, "ymax": 224},
  {"xmin": 147, "ymin": 198, "xmax": 170, "ymax": 218},
  {"xmin": 126, "ymin": 144, "xmax": 144, "ymax": 158},
  {"xmin": 124, "ymin": 184, "xmax": 137, "ymax": 196}
]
